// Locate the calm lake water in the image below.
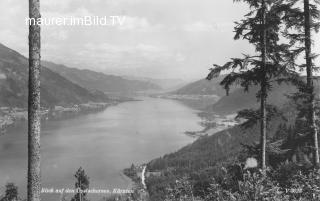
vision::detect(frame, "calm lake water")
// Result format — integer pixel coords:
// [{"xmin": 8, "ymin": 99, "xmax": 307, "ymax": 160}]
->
[{"xmin": 0, "ymin": 97, "xmax": 202, "ymax": 201}]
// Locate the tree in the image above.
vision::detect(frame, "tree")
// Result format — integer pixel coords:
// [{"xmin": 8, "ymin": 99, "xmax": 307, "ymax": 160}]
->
[
  {"xmin": 1, "ymin": 183, "xmax": 19, "ymax": 201},
  {"xmin": 207, "ymin": 0, "xmax": 292, "ymax": 170},
  {"xmin": 260, "ymin": 0, "xmax": 268, "ymax": 171},
  {"xmin": 282, "ymin": 0, "xmax": 320, "ymax": 166},
  {"xmin": 28, "ymin": 1, "xmax": 41, "ymax": 201},
  {"xmin": 303, "ymin": 0, "xmax": 319, "ymax": 167},
  {"xmin": 71, "ymin": 167, "xmax": 90, "ymax": 201}
]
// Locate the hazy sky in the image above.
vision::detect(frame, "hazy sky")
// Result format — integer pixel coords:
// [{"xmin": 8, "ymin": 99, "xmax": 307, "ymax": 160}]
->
[{"xmin": 0, "ymin": 0, "xmax": 319, "ymax": 80}]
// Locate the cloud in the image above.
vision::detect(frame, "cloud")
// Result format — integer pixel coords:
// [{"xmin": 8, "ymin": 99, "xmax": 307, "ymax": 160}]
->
[
  {"xmin": 0, "ymin": 30, "xmax": 23, "ymax": 44},
  {"xmin": 0, "ymin": 29, "xmax": 28, "ymax": 55},
  {"xmin": 182, "ymin": 21, "xmax": 233, "ymax": 33},
  {"xmin": 42, "ymin": 7, "xmax": 93, "ymax": 19},
  {"xmin": 183, "ymin": 21, "xmax": 216, "ymax": 32},
  {"xmin": 0, "ymin": 0, "xmax": 253, "ymax": 79},
  {"xmin": 117, "ymin": 16, "xmax": 164, "ymax": 32},
  {"xmin": 0, "ymin": 0, "xmax": 25, "ymax": 26},
  {"xmin": 83, "ymin": 42, "xmax": 166, "ymax": 54},
  {"xmin": 119, "ymin": 16, "xmax": 149, "ymax": 30},
  {"xmin": 47, "ymin": 30, "xmax": 69, "ymax": 41},
  {"xmin": 175, "ymin": 53, "xmax": 186, "ymax": 62},
  {"xmin": 78, "ymin": 43, "xmax": 172, "ymax": 64},
  {"xmin": 42, "ymin": 0, "xmax": 74, "ymax": 11}
]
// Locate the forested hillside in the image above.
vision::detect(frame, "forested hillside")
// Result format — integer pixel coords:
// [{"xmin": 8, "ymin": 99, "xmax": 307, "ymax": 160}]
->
[
  {"xmin": 0, "ymin": 43, "xmax": 109, "ymax": 107},
  {"xmin": 172, "ymin": 77, "xmax": 230, "ymax": 97},
  {"xmin": 208, "ymin": 79, "xmax": 320, "ymax": 115},
  {"xmin": 43, "ymin": 61, "xmax": 161, "ymax": 94}
]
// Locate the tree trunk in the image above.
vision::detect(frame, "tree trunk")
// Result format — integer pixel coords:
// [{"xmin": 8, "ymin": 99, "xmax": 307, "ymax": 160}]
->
[
  {"xmin": 304, "ymin": 0, "xmax": 320, "ymax": 167},
  {"xmin": 28, "ymin": 1, "xmax": 41, "ymax": 201},
  {"xmin": 260, "ymin": 0, "xmax": 267, "ymax": 171}
]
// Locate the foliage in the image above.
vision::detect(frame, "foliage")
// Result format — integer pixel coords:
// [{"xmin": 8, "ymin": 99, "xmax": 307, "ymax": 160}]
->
[
  {"xmin": 287, "ymin": 170, "xmax": 320, "ymax": 200},
  {"xmin": 164, "ymin": 177, "xmax": 198, "ymax": 201},
  {"xmin": 282, "ymin": 0, "xmax": 320, "ymax": 166},
  {"xmin": 234, "ymin": 171, "xmax": 285, "ymax": 201},
  {"xmin": 123, "ymin": 164, "xmax": 140, "ymax": 183},
  {"xmin": 282, "ymin": 0, "xmax": 320, "ymax": 69},
  {"xmin": 146, "ymin": 118, "xmax": 320, "ymax": 201},
  {"xmin": 0, "ymin": 183, "xmax": 19, "ymax": 201},
  {"xmin": 146, "ymin": 173, "xmax": 176, "ymax": 201},
  {"xmin": 207, "ymin": 0, "xmax": 296, "ymax": 95},
  {"xmin": 236, "ymin": 105, "xmax": 286, "ymax": 129},
  {"xmin": 163, "ymin": 168, "xmax": 320, "ymax": 201},
  {"xmin": 71, "ymin": 167, "xmax": 90, "ymax": 201}
]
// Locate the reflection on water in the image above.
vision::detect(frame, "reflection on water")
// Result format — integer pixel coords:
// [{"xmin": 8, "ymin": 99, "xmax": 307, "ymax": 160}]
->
[{"xmin": 0, "ymin": 97, "xmax": 202, "ymax": 200}]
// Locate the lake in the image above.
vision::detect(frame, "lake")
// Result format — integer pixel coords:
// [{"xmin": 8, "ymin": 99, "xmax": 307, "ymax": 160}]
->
[{"xmin": 0, "ymin": 97, "xmax": 202, "ymax": 201}]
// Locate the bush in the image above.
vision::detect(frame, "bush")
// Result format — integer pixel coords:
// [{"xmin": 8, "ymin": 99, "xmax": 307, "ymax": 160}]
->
[
  {"xmin": 285, "ymin": 170, "xmax": 320, "ymax": 201},
  {"xmin": 234, "ymin": 171, "xmax": 286, "ymax": 201},
  {"xmin": 0, "ymin": 183, "xmax": 19, "ymax": 201},
  {"xmin": 271, "ymin": 162, "xmax": 302, "ymax": 188}
]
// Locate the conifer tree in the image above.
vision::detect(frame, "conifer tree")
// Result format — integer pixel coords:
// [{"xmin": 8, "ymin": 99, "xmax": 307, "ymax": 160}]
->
[
  {"xmin": 282, "ymin": 0, "xmax": 320, "ymax": 166},
  {"xmin": 0, "ymin": 183, "xmax": 19, "ymax": 201},
  {"xmin": 207, "ymin": 0, "xmax": 294, "ymax": 170},
  {"xmin": 71, "ymin": 167, "xmax": 90, "ymax": 201}
]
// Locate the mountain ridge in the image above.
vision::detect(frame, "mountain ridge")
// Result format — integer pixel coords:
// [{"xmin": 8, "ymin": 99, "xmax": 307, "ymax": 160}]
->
[
  {"xmin": 172, "ymin": 76, "xmax": 320, "ymax": 115},
  {"xmin": 42, "ymin": 61, "xmax": 162, "ymax": 94},
  {"xmin": 0, "ymin": 43, "xmax": 109, "ymax": 108},
  {"xmin": 172, "ymin": 78, "xmax": 228, "ymax": 97}
]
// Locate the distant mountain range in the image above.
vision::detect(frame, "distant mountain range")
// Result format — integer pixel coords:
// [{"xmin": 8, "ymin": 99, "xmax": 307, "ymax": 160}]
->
[
  {"xmin": 43, "ymin": 61, "xmax": 162, "ymax": 94},
  {"xmin": 209, "ymin": 83, "xmax": 299, "ymax": 114},
  {"xmin": 172, "ymin": 77, "xmax": 320, "ymax": 114},
  {"xmin": 0, "ymin": 44, "xmax": 106, "ymax": 107},
  {"xmin": 209, "ymin": 79, "xmax": 320, "ymax": 115},
  {"xmin": 122, "ymin": 76, "xmax": 187, "ymax": 91},
  {"xmin": 172, "ymin": 77, "xmax": 229, "ymax": 97},
  {"xmin": 0, "ymin": 44, "xmax": 166, "ymax": 108}
]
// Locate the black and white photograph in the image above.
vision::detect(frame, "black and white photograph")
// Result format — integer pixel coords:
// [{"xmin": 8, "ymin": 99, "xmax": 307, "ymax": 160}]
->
[{"xmin": 0, "ymin": 0, "xmax": 320, "ymax": 200}]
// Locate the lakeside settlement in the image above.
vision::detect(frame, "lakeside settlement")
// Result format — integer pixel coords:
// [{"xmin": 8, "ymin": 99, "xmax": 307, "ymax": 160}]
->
[{"xmin": 0, "ymin": 101, "xmax": 119, "ymax": 135}]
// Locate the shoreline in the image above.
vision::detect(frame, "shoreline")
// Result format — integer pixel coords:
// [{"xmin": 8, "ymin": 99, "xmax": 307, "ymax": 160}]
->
[
  {"xmin": 184, "ymin": 112, "xmax": 240, "ymax": 137},
  {"xmin": 119, "ymin": 170, "xmax": 135, "ymax": 190},
  {"xmin": 122, "ymin": 164, "xmax": 149, "ymax": 200},
  {"xmin": 0, "ymin": 101, "xmax": 123, "ymax": 135},
  {"xmin": 148, "ymin": 94, "xmax": 240, "ymax": 138}
]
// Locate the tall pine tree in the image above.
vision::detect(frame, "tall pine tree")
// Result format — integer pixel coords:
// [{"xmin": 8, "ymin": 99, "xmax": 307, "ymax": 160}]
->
[
  {"xmin": 71, "ymin": 167, "xmax": 90, "ymax": 201},
  {"xmin": 282, "ymin": 0, "xmax": 320, "ymax": 166},
  {"xmin": 207, "ymin": 0, "xmax": 294, "ymax": 170}
]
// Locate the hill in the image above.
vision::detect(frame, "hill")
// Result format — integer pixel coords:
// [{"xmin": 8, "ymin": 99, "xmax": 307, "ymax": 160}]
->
[
  {"xmin": 145, "ymin": 79, "xmax": 320, "ymax": 200},
  {"xmin": 148, "ymin": 117, "xmax": 282, "ymax": 171},
  {"xmin": 172, "ymin": 78, "xmax": 228, "ymax": 97},
  {"xmin": 145, "ymin": 115, "xmax": 285, "ymax": 200},
  {"xmin": 122, "ymin": 76, "xmax": 186, "ymax": 91},
  {"xmin": 162, "ymin": 78, "xmax": 231, "ymax": 110},
  {"xmin": 147, "ymin": 79, "xmax": 320, "ymax": 174},
  {"xmin": 0, "ymin": 43, "xmax": 109, "ymax": 108},
  {"xmin": 42, "ymin": 61, "xmax": 162, "ymax": 94},
  {"xmin": 209, "ymin": 80, "xmax": 320, "ymax": 115}
]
